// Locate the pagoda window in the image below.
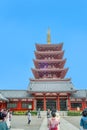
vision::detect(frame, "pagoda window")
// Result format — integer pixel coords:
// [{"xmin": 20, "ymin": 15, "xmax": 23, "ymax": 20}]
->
[
  {"xmin": 40, "ymin": 64, "xmax": 44, "ymax": 69},
  {"xmin": 48, "ymin": 65, "xmax": 51, "ymax": 68},
  {"xmin": 52, "ymin": 56, "xmax": 54, "ymax": 59},
  {"xmin": 42, "ymin": 56, "xmax": 44, "ymax": 59},
  {"xmin": 57, "ymin": 72, "xmax": 61, "ymax": 78},
  {"xmin": 43, "ymin": 74, "xmax": 47, "ymax": 78},
  {"xmin": 59, "ymin": 63, "xmax": 61, "ymax": 66},
  {"xmin": 52, "ymin": 65, "xmax": 55, "ymax": 68},
  {"xmin": 54, "ymin": 56, "xmax": 56, "ymax": 59},
  {"xmin": 7, "ymin": 103, "xmax": 17, "ymax": 108},
  {"xmin": 39, "ymin": 63, "xmax": 41, "ymax": 68},
  {"xmin": 50, "ymin": 56, "xmax": 52, "ymax": 59},
  {"xmin": 47, "ymin": 73, "xmax": 52, "ymax": 78},
  {"xmin": 44, "ymin": 65, "xmax": 47, "ymax": 68},
  {"xmin": 39, "ymin": 73, "xmax": 43, "ymax": 78},
  {"xmin": 58, "ymin": 55, "xmax": 60, "ymax": 58},
  {"xmin": 22, "ymin": 102, "xmax": 32, "ymax": 109},
  {"xmin": 48, "ymin": 57, "xmax": 51, "ymax": 60},
  {"xmin": 54, "ymin": 65, "xmax": 56, "ymax": 68},
  {"xmin": 45, "ymin": 57, "xmax": 48, "ymax": 60},
  {"xmin": 71, "ymin": 102, "xmax": 82, "ymax": 108},
  {"xmin": 53, "ymin": 74, "xmax": 57, "ymax": 78}
]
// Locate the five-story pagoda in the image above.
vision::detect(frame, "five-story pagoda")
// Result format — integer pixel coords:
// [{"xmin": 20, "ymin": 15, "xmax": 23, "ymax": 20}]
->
[{"xmin": 28, "ymin": 29, "xmax": 76, "ymax": 111}]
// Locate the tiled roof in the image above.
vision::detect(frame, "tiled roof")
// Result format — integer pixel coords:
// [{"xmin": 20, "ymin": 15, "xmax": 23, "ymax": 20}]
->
[
  {"xmin": 28, "ymin": 81, "xmax": 76, "ymax": 93},
  {"xmin": 0, "ymin": 93, "xmax": 8, "ymax": 101},
  {"xmin": 71, "ymin": 90, "xmax": 87, "ymax": 98},
  {"xmin": 0, "ymin": 90, "xmax": 33, "ymax": 98},
  {"xmin": 0, "ymin": 89, "xmax": 87, "ymax": 99}
]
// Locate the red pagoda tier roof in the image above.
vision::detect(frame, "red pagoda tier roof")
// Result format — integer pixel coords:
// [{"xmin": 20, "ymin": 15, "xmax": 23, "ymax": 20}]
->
[
  {"xmin": 35, "ymin": 50, "xmax": 64, "ymax": 59},
  {"xmin": 32, "ymin": 68, "xmax": 68, "ymax": 79},
  {"xmin": 35, "ymin": 43, "xmax": 63, "ymax": 51},
  {"xmin": 33, "ymin": 59, "xmax": 66, "ymax": 69}
]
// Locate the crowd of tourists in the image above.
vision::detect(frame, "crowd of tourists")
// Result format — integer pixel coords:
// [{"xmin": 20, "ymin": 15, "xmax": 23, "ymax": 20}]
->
[
  {"xmin": 0, "ymin": 109, "xmax": 12, "ymax": 130},
  {"xmin": 1, "ymin": 107, "xmax": 87, "ymax": 130},
  {"xmin": 27, "ymin": 107, "xmax": 60, "ymax": 130}
]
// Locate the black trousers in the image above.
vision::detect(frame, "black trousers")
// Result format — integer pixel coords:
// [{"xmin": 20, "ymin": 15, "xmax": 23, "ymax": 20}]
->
[{"xmin": 28, "ymin": 120, "xmax": 31, "ymax": 124}]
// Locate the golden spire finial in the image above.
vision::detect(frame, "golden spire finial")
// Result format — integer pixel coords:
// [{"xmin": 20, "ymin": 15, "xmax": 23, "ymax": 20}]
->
[{"xmin": 47, "ymin": 28, "xmax": 51, "ymax": 44}]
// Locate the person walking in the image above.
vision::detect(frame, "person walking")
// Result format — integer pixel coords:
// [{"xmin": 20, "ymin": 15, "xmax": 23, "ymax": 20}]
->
[
  {"xmin": 47, "ymin": 109, "xmax": 51, "ymax": 119},
  {"xmin": 51, "ymin": 107, "xmax": 56, "ymax": 116},
  {"xmin": 5, "ymin": 109, "xmax": 11, "ymax": 129},
  {"xmin": 80, "ymin": 109, "xmax": 87, "ymax": 130},
  {"xmin": 9, "ymin": 111, "xmax": 12, "ymax": 128},
  {"xmin": 37, "ymin": 108, "xmax": 41, "ymax": 118},
  {"xmin": 47, "ymin": 109, "xmax": 51, "ymax": 126},
  {"xmin": 48, "ymin": 112, "xmax": 59, "ymax": 130},
  {"xmin": 27, "ymin": 110, "xmax": 31, "ymax": 124}
]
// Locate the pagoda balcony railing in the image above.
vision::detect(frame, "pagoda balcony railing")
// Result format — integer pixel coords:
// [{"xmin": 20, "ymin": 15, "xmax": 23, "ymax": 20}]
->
[
  {"xmin": 30, "ymin": 78, "xmax": 71, "ymax": 81},
  {"xmin": 33, "ymin": 68, "xmax": 67, "ymax": 71},
  {"xmin": 34, "ymin": 58, "xmax": 65, "ymax": 62},
  {"xmin": 35, "ymin": 50, "xmax": 64, "ymax": 54},
  {"xmin": 39, "ymin": 67, "xmax": 60, "ymax": 69}
]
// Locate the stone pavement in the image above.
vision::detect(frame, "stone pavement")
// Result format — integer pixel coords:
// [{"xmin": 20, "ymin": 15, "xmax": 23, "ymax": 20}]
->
[
  {"xmin": 39, "ymin": 117, "xmax": 80, "ymax": 130},
  {"xmin": 10, "ymin": 115, "xmax": 80, "ymax": 130}
]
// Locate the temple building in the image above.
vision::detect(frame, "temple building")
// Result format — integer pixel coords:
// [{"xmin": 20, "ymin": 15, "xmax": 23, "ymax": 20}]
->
[{"xmin": 0, "ymin": 30, "xmax": 87, "ymax": 111}]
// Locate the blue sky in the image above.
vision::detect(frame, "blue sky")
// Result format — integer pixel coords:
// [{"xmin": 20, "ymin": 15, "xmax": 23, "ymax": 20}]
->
[{"xmin": 0, "ymin": 0, "xmax": 87, "ymax": 90}]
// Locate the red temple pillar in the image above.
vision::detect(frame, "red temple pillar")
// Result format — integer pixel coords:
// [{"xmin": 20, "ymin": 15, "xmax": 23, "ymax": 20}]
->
[
  {"xmin": 17, "ymin": 100, "xmax": 21, "ymax": 110},
  {"xmin": 82, "ymin": 99, "xmax": 86, "ymax": 110},
  {"xmin": 43, "ymin": 95, "xmax": 46, "ymax": 111},
  {"xmin": 0, "ymin": 101, "xmax": 3, "ymax": 109},
  {"xmin": 33, "ymin": 98, "xmax": 36, "ymax": 110},
  {"xmin": 67, "ymin": 94, "xmax": 71, "ymax": 110},
  {"xmin": 57, "ymin": 94, "xmax": 60, "ymax": 111}
]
